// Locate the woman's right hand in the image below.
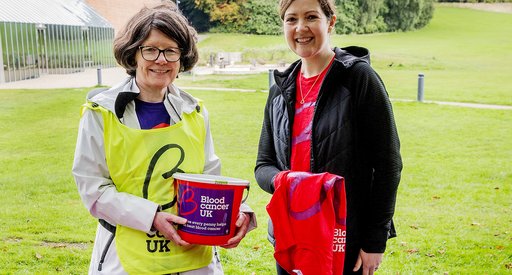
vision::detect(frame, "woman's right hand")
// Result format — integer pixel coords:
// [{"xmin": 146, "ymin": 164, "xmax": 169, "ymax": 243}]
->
[{"xmin": 152, "ymin": 211, "xmax": 190, "ymax": 246}]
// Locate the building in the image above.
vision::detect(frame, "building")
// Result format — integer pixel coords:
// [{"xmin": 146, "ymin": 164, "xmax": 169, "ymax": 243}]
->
[
  {"xmin": 0, "ymin": 0, "xmax": 116, "ymax": 83},
  {"xmin": 85, "ymin": 0, "xmax": 163, "ymax": 34}
]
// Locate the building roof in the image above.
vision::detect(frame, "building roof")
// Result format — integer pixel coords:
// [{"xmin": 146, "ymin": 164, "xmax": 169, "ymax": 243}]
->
[{"xmin": 0, "ymin": 0, "xmax": 112, "ymax": 28}]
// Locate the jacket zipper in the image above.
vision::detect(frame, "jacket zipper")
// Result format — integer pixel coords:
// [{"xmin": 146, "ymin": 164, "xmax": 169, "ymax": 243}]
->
[
  {"xmin": 98, "ymin": 232, "xmax": 115, "ymax": 271},
  {"xmin": 214, "ymin": 246, "xmax": 221, "ymax": 263}
]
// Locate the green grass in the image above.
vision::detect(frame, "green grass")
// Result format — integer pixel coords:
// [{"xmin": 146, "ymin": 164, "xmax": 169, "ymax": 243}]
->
[
  {"xmin": 177, "ymin": 73, "xmax": 270, "ymax": 92},
  {"xmin": 1, "ymin": 89, "xmax": 511, "ymax": 274},
  {"xmin": 387, "ymin": 102, "xmax": 512, "ymax": 273},
  {"xmin": 1, "ymin": 5, "xmax": 512, "ymax": 275}
]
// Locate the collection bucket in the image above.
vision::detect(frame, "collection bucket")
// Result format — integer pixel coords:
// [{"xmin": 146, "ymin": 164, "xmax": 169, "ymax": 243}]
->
[{"xmin": 173, "ymin": 173, "xmax": 250, "ymax": 245}]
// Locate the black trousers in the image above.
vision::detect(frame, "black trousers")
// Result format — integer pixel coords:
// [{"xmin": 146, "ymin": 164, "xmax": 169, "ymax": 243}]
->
[{"xmin": 276, "ymin": 263, "xmax": 290, "ymax": 275}]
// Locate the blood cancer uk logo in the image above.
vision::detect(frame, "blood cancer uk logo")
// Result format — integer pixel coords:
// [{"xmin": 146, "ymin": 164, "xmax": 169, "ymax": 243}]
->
[{"xmin": 178, "ymin": 184, "xmax": 234, "ymax": 236}]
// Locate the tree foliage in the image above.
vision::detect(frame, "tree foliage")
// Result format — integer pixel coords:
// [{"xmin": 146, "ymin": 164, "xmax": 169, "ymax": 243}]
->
[
  {"xmin": 384, "ymin": 0, "xmax": 422, "ymax": 31},
  {"xmin": 358, "ymin": 0, "xmax": 387, "ymax": 33},
  {"xmin": 335, "ymin": 0, "xmax": 361, "ymax": 34},
  {"xmin": 414, "ymin": 0, "xmax": 435, "ymax": 29},
  {"xmin": 335, "ymin": 0, "xmax": 434, "ymax": 34},
  {"xmin": 190, "ymin": 0, "xmax": 435, "ymax": 35},
  {"xmin": 193, "ymin": 0, "xmax": 245, "ymax": 32},
  {"xmin": 239, "ymin": 0, "xmax": 282, "ymax": 35},
  {"xmin": 179, "ymin": 0, "xmax": 211, "ymax": 33}
]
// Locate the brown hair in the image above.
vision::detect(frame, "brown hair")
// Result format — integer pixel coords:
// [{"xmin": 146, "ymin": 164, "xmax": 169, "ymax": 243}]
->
[
  {"xmin": 278, "ymin": 0, "xmax": 336, "ymax": 20},
  {"xmin": 113, "ymin": 2, "xmax": 198, "ymax": 76}
]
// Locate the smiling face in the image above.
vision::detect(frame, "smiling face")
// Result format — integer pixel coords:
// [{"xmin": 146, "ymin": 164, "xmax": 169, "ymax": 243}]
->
[
  {"xmin": 283, "ymin": 0, "xmax": 336, "ymax": 60},
  {"xmin": 135, "ymin": 29, "xmax": 181, "ymax": 97}
]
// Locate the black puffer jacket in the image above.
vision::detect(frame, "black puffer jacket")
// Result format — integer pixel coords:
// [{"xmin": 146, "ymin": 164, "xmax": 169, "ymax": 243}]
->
[{"xmin": 255, "ymin": 46, "xmax": 402, "ymax": 273}]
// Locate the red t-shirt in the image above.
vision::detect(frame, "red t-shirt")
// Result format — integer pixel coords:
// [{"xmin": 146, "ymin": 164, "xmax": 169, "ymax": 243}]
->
[{"xmin": 291, "ymin": 57, "xmax": 335, "ymax": 171}]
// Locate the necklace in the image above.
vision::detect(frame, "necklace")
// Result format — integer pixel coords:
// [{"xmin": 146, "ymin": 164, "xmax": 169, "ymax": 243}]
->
[{"xmin": 299, "ymin": 73, "xmax": 321, "ymax": 104}]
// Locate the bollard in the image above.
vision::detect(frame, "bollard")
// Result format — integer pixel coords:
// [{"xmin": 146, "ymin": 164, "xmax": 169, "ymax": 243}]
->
[
  {"xmin": 209, "ymin": 54, "xmax": 214, "ymax": 67},
  {"xmin": 417, "ymin": 73, "xmax": 424, "ymax": 102},
  {"xmin": 97, "ymin": 65, "xmax": 102, "ymax": 86},
  {"xmin": 268, "ymin": 69, "xmax": 275, "ymax": 90}
]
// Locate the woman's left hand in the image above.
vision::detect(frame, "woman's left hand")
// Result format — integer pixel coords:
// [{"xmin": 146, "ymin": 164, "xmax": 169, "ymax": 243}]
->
[
  {"xmin": 353, "ymin": 249, "xmax": 383, "ymax": 275},
  {"xmin": 220, "ymin": 212, "xmax": 250, "ymax": 248}
]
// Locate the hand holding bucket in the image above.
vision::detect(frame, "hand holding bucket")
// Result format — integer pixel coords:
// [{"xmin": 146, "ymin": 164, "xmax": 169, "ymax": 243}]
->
[{"xmin": 173, "ymin": 173, "xmax": 250, "ymax": 245}]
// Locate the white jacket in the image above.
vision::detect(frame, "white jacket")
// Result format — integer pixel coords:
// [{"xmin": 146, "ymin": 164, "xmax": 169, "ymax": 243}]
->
[{"xmin": 72, "ymin": 77, "xmax": 255, "ymax": 274}]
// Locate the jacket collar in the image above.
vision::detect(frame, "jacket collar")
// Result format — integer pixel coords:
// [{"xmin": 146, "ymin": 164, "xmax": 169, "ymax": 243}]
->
[
  {"xmin": 334, "ymin": 46, "xmax": 370, "ymax": 67},
  {"xmin": 273, "ymin": 46, "xmax": 371, "ymax": 90},
  {"xmin": 88, "ymin": 77, "xmax": 199, "ymax": 119}
]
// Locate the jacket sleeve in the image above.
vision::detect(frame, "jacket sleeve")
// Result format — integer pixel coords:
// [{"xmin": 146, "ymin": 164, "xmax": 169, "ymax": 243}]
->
[
  {"xmin": 353, "ymin": 63, "xmax": 402, "ymax": 253},
  {"xmin": 72, "ymin": 108, "xmax": 159, "ymax": 233},
  {"xmin": 254, "ymin": 87, "xmax": 282, "ymax": 194}
]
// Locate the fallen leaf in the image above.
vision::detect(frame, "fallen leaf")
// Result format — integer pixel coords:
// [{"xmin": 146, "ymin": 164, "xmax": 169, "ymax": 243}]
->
[
  {"xmin": 35, "ymin": 253, "xmax": 43, "ymax": 260},
  {"xmin": 252, "ymin": 245, "xmax": 260, "ymax": 251},
  {"xmin": 400, "ymin": 242, "xmax": 407, "ymax": 247},
  {"xmin": 406, "ymin": 248, "xmax": 419, "ymax": 254},
  {"xmin": 432, "ymin": 195, "xmax": 441, "ymax": 199},
  {"xmin": 496, "ymin": 245, "xmax": 504, "ymax": 250},
  {"xmin": 471, "ymin": 222, "xmax": 481, "ymax": 226},
  {"xmin": 409, "ymin": 224, "xmax": 419, "ymax": 229},
  {"xmin": 426, "ymin": 253, "xmax": 435, "ymax": 257},
  {"xmin": 494, "ymin": 187, "xmax": 500, "ymax": 190},
  {"xmin": 438, "ymin": 249, "xmax": 446, "ymax": 254},
  {"xmin": 505, "ymin": 263, "xmax": 512, "ymax": 269}
]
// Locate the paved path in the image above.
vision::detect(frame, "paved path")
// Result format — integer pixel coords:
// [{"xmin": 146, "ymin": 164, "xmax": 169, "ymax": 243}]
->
[
  {"xmin": 0, "ymin": 67, "xmax": 130, "ymax": 89},
  {"xmin": 392, "ymin": 99, "xmax": 512, "ymax": 110},
  {"xmin": 423, "ymin": 100, "xmax": 512, "ymax": 110},
  {"xmin": 0, "ymin": 65, "xmax": 276, "ymax": 89},
  {"xmin": 442, "ymin": 3, "xmax": 512, "ymax": 14},
  {"xmin": 1, "ymin": 67, "xmax": 510, "ymax": 110}
]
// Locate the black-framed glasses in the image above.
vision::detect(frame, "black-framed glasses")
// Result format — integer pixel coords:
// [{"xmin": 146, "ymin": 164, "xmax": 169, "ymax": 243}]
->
[{"xmin": 139, "ymin": 46, "xmax": 182, "ymax": 62}]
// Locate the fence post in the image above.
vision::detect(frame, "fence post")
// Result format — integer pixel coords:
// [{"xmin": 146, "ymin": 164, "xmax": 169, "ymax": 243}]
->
[
  {"xmin": 97, "ymin": 64, "xmax": 102, "ymax": 86},
  {"xmin": 417, "ymin": 73, "xmax": 424, "ymax": 102},
  {"xmin": 269, "ymin": 69, "xmax": 275, "ymax": 90}
]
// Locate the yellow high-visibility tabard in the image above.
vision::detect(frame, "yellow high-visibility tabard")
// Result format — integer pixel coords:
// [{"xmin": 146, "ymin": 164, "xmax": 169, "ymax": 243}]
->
[{"xmin": 83, "ymin": 101, "xmax": 212, "ymax": 274}]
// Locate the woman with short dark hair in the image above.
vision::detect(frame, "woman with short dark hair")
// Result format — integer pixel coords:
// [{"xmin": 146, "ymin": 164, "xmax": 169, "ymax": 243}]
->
[
  {"xmin": 72, "ymin": 2, "xmax": 256, "ymax": 274},
  {"xmin": 113, "ymin": 3, "xmax": 199, "ymax": 76}
]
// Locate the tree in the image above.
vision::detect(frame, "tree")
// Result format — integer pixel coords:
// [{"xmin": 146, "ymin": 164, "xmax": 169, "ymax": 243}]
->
[
  {"xmin": 191, "ymin": 0, "xmax": 435, "ymax": 35},
  {"xmin": 383, "ymin": 0, "xmax": 434, "ymax": 32},
  {"xmin": 194, "ymin": 0, "xmax": 245, "ymax": 31},
  {"xmin": 179, "ymin": 0, "xmax": 211, "ymax": 32},
  {"xmin": 239, "ymin": 0, "xmax": 282, "ymax": 35},
  {"xmin": 358, "ymin": 0, "xmax": 386, "ymax": 33},
  {"xmin": 414, "ymin": 0, "xmax": 435, "ymax": 29},
  {"xmin": 335, "ymin": 0, "xmax": 361, "ymax": 34}
]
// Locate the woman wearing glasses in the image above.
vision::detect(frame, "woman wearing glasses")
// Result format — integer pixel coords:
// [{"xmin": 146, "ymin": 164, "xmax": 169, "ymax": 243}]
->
[{"xmin": 72, "ymin": 2, "xmax": 255, "ymax": 274}]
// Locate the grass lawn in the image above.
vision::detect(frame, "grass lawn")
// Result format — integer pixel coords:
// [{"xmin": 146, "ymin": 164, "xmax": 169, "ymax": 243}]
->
[{"xmin": 1, "ymin": 5, "xmax": 511, "ymax": 275}]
